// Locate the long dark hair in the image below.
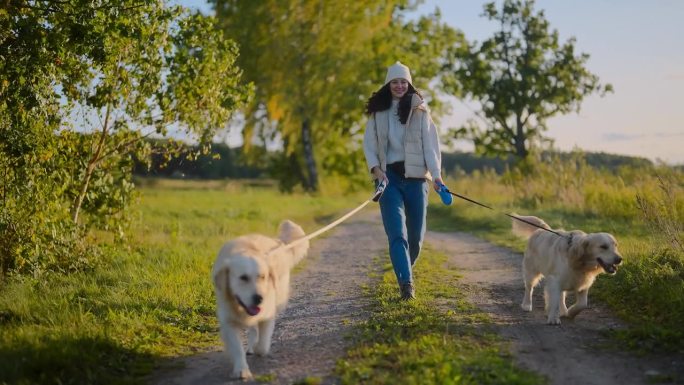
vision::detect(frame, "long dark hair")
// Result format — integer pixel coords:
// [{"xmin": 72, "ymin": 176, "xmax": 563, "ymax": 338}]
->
[{"xmin": 365, "ymin": 83, "xmax": 422, "ymax": 124}]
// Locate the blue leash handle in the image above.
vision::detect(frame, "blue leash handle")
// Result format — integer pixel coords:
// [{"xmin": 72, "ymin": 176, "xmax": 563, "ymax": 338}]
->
[{"xmin": 437, "ymin": 183, "xmax": 453, "ymax": 206}]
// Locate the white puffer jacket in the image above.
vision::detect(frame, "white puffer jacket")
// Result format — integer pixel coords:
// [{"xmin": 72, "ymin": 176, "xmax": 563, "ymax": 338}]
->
[{"xmin": 363, "ymin": 93, "xmax": 442, "ymax": 180}]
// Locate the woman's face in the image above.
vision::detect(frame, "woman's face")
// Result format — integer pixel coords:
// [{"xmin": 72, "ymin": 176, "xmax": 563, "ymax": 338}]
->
[{"xmin": 389, "ymin": 78, "xmax": 409, "ymax": 99}]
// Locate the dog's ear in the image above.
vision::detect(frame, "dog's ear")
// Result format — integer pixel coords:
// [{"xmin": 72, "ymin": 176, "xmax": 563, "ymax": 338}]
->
[
  {"xmin": 214, "ymin": 267, "xmax": 230, "ymax": 292},
  {"xmin": 577, "ymin": 236, "xmax": 599, "ymax": 270},
  {"xmin": 582, "ymin": 238, "xmax": 593, "ymax": 262},
  {"xmin": 568, "ymin": 235, "xmax": 592, "ymax": 270},
  {"xmin": 268, "ymin": 267, "xmax": 277, "ymax": 289}
]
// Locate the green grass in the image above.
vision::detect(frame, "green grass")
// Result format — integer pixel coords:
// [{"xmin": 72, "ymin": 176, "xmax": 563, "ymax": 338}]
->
[
  {"xmin": 336, "ymin": 250, "xmax": 545, "ymax": 385},
  {"xmin": 0, "ymin": 179, "xmax": 370, "ymax": 385},
  {"xmin": 1, "ymin": 171, "xmax": 681, "ymax": 384}
]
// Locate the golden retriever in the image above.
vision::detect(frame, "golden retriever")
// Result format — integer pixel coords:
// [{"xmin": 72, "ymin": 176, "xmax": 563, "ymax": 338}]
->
[
  {"xmin": 512, "ymin": 215, "xmax": 623, "ymax": 325},
  {"xmin": 211, "ymin": 220, "xmax": 309, "ymax": 379}
]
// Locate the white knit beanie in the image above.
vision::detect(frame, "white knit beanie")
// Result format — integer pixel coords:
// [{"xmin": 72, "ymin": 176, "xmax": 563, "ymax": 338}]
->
[{"xmin": 384, "ymin": 61, "xmax": 412, "ymax": 85}]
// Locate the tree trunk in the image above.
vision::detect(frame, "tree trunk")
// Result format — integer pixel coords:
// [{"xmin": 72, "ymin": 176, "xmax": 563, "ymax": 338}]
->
[
  {"xmin": 514, "ymin": 114, "xmax": 528, "ymax": 159},
  {"xmin": 279, "ymin": 137, "xmax": 306, "ymax": 192},
  {"xmin": 301, "ymin": 118, "xmax": 318, "ymax": 192},
  {"xmin": 71, "ymin": 104, "xmax": 111, "ymax": 224}
]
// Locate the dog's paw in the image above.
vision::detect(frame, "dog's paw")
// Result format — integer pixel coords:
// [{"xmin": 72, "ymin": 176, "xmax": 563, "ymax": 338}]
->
[
  {"xmin": 253, "ymin": 345, "xmax": 270, "ymax": 356},
  {"xmin": 546, "ymin": 316, "xmax": 561, "ymax": 325},
  {"xmin": 520, "ymin": 302, "xmax": 532, "ymax": 312},
  {"xmin": 565, "ymin": 310, "xmax": 580, "ymax": 320},
  {"xmin": 231, "ymin": 368, "xmax": 253, "ymax": 381}
]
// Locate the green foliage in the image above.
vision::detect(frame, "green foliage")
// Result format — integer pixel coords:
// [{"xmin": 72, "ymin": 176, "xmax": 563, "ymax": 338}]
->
[
  {"xmin": 636, "ymin": 172, "xmax": 684, "ymax": 253},
  {"xmin": 593, "ymin": 248, "xmax": 684, "ymax": 352},
  {"xmin": 133, "ymin": 140, "xmax": 266, "ymax": 179},
  {"xmin": 440, "ymin": 150, "xmax": 654, "ymax": 178},
  {"xmin": 0, "ymin": 129, "xmax": 98, "ymax": 275},
  {"xmin": 499, "ymin": 150, "xmax": 659, "ymax": 220},
  {"xmin": 337, "ymin": 250, "xmax": 543, "ymax": 384},
  {"xmin": 213, "ymin": 0, "xmax": 462, "ymax": 191},
  {"xmin": 292, "ymin": 377, "xmax": 322, "ymax": 385},
  {"xmin": 58, "ymin": 131, "xmax": 138, "ymax": 231},
  {"xmin": 503, "ymin": 151, "xmax": 592, "ymax": 210},
  {"xmin": 442, "ymin": 0, "xmax": 612, "ymax": 159},
  {"xmin": 0, "ymin": 1, "xmax": 250, "ymax": 276}
]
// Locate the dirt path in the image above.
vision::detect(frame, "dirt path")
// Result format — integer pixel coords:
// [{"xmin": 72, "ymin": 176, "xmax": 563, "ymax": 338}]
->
[
  {"xmin": 149, "ymin": 209, "xmax": 385, "ymax": 385},
  {"xmin": 149, "ymin": 211, "xmax": 682, "ymax": 385},
  {"xmin": 426, "ymin": 230, "xmax": 683, "ymax": 385}
]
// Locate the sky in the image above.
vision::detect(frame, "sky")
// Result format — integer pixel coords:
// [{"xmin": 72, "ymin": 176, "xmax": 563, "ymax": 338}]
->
[{"xmin": 178, "ymin": 0, "xmax": 684, "ymax": 165}]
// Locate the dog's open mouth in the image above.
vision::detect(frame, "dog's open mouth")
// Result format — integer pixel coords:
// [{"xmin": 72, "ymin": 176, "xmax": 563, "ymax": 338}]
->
[
  {"xmin": 237, "ymin": 297, "xmax": 261, "ymax": 316},
  {"xmin": 597, "ymin": 257, "xmax": 618, "ymax": 275}
]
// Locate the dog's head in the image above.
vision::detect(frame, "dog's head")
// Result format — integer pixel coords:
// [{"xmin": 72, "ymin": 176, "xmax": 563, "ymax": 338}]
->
[
  {"xmin": 214, "ymin": 255, "xmax": 274, "ymax": 316},
  {"xmin": 574, "ymin": 232, "xmax": 623, "ymax": 275}
]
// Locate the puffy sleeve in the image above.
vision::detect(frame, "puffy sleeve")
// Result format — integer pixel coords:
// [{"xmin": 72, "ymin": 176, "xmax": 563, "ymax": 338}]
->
[
  {"xmin": 422, "ymin": 111, "xmax": 442, "ymax": 180},
  {"xmin": 362, "ymin": 114, "xmax": 380, "ymax": 173}
]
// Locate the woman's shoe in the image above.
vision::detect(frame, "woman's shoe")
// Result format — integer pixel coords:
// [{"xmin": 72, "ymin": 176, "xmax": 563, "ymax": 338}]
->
[{"xmin": 400, "ymin": 283, "xmax": 416, "ymax": 300}]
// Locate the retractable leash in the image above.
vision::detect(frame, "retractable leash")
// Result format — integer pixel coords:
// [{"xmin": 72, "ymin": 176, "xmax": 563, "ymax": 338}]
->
[
  {"xmin": 372, "ymin": 179, "xmax": 387, "ymax": 202},
  {"xmin": 268, "ymin": 180, "xmax": 388, "ymax": 255},
  {"xmin": 436, "ymin": 182, "xmax": 569, "ymax": 239}
]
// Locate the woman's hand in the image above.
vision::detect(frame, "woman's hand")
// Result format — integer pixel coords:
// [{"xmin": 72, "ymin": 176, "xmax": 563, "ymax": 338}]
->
[
  {"xmin": 372, "ymin": 166, "xmax": 388, "ymax": 184},
  {"xmin": 432, "ymin": 177, "xmax": 444, "ymax": 192}
]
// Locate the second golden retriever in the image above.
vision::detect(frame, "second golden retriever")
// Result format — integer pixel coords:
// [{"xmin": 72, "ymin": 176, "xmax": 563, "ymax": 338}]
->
[{"xmin": 512, "ymin": 215, "xmax": 623, "ymax": 325}]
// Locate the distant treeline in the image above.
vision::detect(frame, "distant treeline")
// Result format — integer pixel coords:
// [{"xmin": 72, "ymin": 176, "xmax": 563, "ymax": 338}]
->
[
  {"xmin": 133, "ymin": 141, "xmax": 265, "ymax": 179},
  {"xmin": 134, "ymin": 140, "xmax": 662, "ymax": 179},
  {"xmin": 441, "ymin": 151, "xmax": 656, "ymax": 175}
]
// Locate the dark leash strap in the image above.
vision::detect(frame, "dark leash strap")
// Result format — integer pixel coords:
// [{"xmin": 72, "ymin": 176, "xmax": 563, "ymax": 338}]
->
[{"xmin": 443, "ymin": 188, "xmax": 570, "ymax": 240}]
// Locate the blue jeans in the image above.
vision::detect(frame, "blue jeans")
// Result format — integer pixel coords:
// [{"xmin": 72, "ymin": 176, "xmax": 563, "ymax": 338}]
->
[{"xmin": 378, "ymin": 168, "xmax": 428, "ymax": 285}]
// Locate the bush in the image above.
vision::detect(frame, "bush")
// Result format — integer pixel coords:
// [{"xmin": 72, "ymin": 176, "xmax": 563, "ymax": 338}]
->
[
  {"xmin": 636, "ymin": 172, "xmax": 684, "ymax": 253},
  {"xmin": 502, "ymin": 151, "xmax": 592, "ymax": 212},
  {"xmin": 0, "ymin": 134, "xmax": 102, "ymax": 276},
  {"xmin": 583, "ymin": 182, "xmax": 638, "ymax": 220},
  {"xmin": 594, "ymin": 248, "xmax": 684, "ymax": 351}
]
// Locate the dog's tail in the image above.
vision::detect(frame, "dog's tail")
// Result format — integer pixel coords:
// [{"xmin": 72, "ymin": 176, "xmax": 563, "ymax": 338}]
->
[
  {"xmin": 278, "ymin": 220, "xmax": 309, "ymax": 266},
  {"xmin": 511, "ymin": 214, "xmax": 551, "ymax": 239}
]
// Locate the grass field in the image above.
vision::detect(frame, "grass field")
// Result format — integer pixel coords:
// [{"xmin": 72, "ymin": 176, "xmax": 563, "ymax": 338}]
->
[
  {"xmin": 0, "ymin": 168, "xmax": 681, "ymax": 384},
  {"xmin": 0, "ymin": 179, "xmax": 371, "ymax": 384}
]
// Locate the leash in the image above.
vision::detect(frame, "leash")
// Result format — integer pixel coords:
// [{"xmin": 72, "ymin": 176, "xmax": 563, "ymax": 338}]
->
[
  {"xmin": 437, "ymin": 184, "xmax": 569, "ymax": 240},
  {"xmin": 269, "ymin": 178, "xmax": 569, "ymax": 257},
  {"xmin": 268, "ymin": 180, "xmax": 387, "ymax": 255}
]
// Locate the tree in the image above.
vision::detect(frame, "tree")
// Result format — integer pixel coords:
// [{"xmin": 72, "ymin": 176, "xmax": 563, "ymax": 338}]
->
[
  {"xmin": 0, "ymin": 1, "xmax": 249, "ymax": 275},
  {"xmin": 213, "ymin": 0, "xmax": 461, "ymax": 192},
  {"xmin": 442, "ymin": 0, "xmax": 612, "ymax": 160},
  {"xmin": 67, "ymin": 9, "xmax": 250, "ymax": 223}
]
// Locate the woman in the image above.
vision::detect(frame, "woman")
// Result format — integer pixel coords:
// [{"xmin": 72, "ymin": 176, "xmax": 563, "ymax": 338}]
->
[{"xmin": 363, "ymin": 61, "xmax": 444, "ymax": 300}]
